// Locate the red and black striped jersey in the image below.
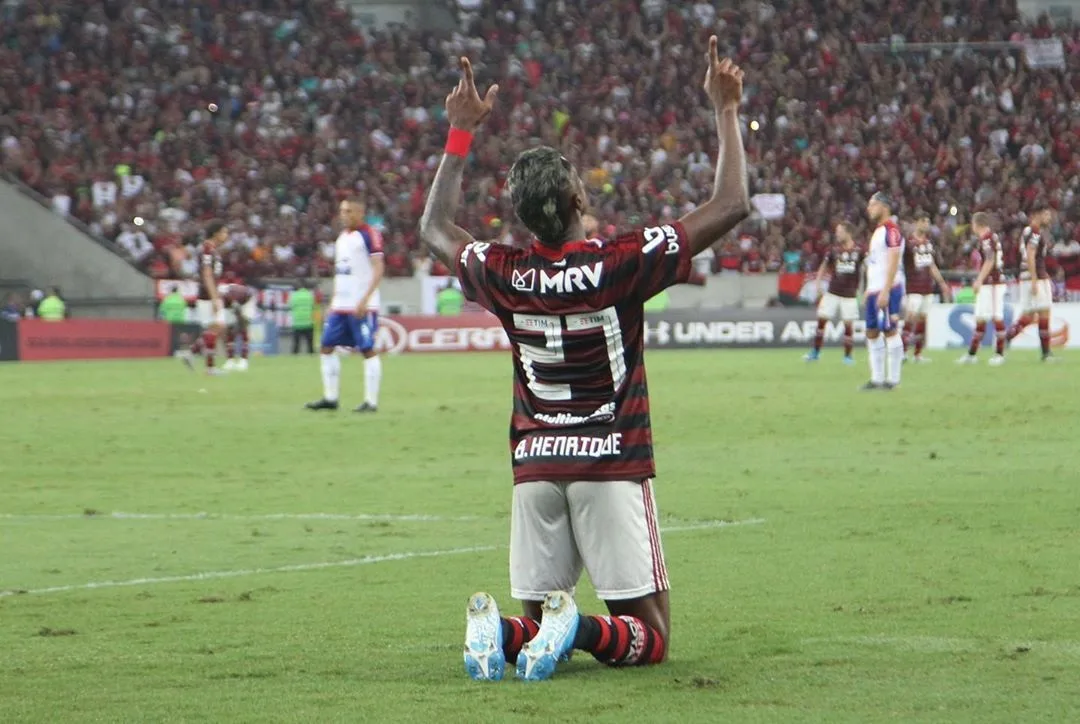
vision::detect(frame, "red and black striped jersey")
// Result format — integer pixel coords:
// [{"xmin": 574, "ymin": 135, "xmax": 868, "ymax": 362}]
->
[
  {"xmin": 456, "ymin": 223, "xmax": 693, "ymax": 485},
  {"xmin": 975, "ymin": 232, "xmax": 1005, "ymax": 284},
  {"xmin": 198, "ymin": 242, "xmax": 223, "ymax": 300},
  {"xmin": 1020, "ymin": 225, "xmax": 1050, "ymax": 280},
  {"xmin": 903, "ymin": 237, "xmax": 938, "ymax": 295},
  {"xmin": 825, "ymin": 247, "xmax": 864, "ymax": 298}
]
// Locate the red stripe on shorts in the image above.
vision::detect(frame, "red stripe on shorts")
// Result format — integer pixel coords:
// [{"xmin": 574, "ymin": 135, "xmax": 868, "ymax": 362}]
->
[{"xmin": 642, "ymin": 480, "xmax": 668, "ymax": 591}]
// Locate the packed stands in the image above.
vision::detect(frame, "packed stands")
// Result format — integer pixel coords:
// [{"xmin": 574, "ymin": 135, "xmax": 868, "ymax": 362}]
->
[{"xmin": 2, "ymin": 0, "xmax": 1079, "ymax": 283}]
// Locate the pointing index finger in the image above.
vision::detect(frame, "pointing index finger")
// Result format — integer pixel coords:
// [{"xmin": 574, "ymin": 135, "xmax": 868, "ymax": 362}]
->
[
  {"xmin": 708, "ymin": 35, "xmax": 718, "ymax": 64},
  {"xmin": 460, "ymin": 56, "xmax": 475, "ymax": 88}
]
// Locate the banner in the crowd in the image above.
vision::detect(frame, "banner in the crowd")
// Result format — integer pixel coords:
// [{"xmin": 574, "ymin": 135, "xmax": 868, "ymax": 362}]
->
[
  {"xmin": 751, "ymin": 193, "xmax": 786, "ymax": 220},
  {"xmin": 0, "ymin": 320, "xmax": 19, "ymax": 361},
  {"xmin": 643, "ymin": 309, "xmax": 865, "ymax": 349},
  {"xmin": 926, "ymin": 303, "xmax": 1077, "ymax": 350},
  {"xmin": 155, "ymin": 279, "xmax": 300, "ymax": 327},
  {"xmin": 155, "ymin": 279, "xmax": 200, "ymax": 301},
  {"xmin": 18, "ymin": 319, "xmax": 172, "ymax": 361},
  {"xmin": 376, "ymin": 313, "xmax": 510, "ymax": 354},
  {"xmin": 1023, "ymin": 38, "xmax": 1065, "ymax": 69}
]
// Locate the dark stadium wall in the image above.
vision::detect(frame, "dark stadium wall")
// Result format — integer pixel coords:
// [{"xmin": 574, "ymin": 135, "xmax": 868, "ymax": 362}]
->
[{"xmin": 0, "ymin": 179, "xmax": 154, "ymax": 301}]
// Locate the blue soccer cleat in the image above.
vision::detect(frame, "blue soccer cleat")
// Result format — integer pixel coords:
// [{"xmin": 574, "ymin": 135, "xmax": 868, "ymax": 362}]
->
[
  {"xmin": 516, "ymin": 591, "xmax": 579, "ymax": 682},
  {"xmin": 842, "ymin": 355, "xmax": 855, "ymax": 366},
  {"xmin": 464, "ymin": 592, "xmax": 505, "ymax": 681},
  {"xmin": 804, "ymin": 349, "xmax": 820, "ymax": 362}
]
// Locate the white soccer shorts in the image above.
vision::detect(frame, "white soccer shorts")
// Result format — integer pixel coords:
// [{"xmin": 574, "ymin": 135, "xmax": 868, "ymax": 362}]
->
[
  {"xmin": 818, "ymin": 292, "xmax": 859, "ymax": 322},
  {"xmin": 195, "ymin": 300, "xmax": 228, "ymax": 328},
  {"xmin": 509, "ymin": 479, "xmax": 669, "ymax": 602},
  {"xmin": 974, "ymin": 284, "xmax": 1007, "ymax": 321},
  {"xmin": 905, "ymin": 293, "xmax": 934, "ymax": 317},
  {"xmin": 1018, "ymin": 279, "xmax": 1053, "ymax": 313}
]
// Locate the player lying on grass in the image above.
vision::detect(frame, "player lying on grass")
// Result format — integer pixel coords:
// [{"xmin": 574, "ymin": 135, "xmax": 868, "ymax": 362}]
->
[{"xmin": 418, "ymin": 37, "xmax": 749, "ymax": 681}]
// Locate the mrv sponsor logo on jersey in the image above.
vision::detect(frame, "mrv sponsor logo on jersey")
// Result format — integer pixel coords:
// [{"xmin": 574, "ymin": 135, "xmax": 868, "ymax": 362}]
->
[
  {"xmin": 513, "ymin": 433, "xmax": 623, "ymax": 461},
  {"xmin": 511, "ymin": 263, "xmax": 604, "ymax": 294}
]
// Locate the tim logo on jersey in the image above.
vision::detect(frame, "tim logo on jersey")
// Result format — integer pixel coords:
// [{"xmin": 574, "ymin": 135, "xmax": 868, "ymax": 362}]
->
[{"xmin": 512, "ymin": 263, "xmax": 604, "ymax": 295}]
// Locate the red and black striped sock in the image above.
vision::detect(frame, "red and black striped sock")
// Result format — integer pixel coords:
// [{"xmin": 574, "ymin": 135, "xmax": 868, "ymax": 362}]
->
[
  {"xmin": 1039, "ymin": 317, "xmax": 1051, "ymax": 356},
  {"xmin": 968, "ymin": 321, "xmax": 986, "ymax": 356},
  {"xmin": 843, "ymin": 321, "xmax": 853, "ymax": 357},
  {"xmin": 914, "ymin": 318, "xmax": 926, "ymax": 356},
  {"xmin": 573, "ymin": 615, "xmax": 666, "ymax": 666},
  {"xmin": 1007, "ymin": 315, "xmax": 1032, "ymax": 341},
  {"xmin": 240, "ymin": 329, "xmax": 250, "ymax": 360},
  {"xmin": 813, "ymin": 318, "xmax": 826, "ymax": 352},
  {"xmin": 226, "ymin": 329, "xmax": 236, "ymax": 360},
  {"xmin": 500, "ymin": 616, "xmax": 539, "ymax": 661},
  {"xmin": 994, "ymin": 320, "xmax": 1006, "ymax": 355},
  {"xmin": 203, "ymin": 331, "xmax": 217, "ymax": 368}
]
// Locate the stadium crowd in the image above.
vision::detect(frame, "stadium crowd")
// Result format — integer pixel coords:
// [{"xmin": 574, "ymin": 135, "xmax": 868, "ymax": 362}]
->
[{"xmin": 2, "ymin": 0, "xmax": 1080, "ymax": 283}]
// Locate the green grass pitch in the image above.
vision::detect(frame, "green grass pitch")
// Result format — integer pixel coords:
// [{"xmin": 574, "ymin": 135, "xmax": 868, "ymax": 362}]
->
[{"xmin": 1, "ymin": 349, "xmax": 1078, "ymax": 723}]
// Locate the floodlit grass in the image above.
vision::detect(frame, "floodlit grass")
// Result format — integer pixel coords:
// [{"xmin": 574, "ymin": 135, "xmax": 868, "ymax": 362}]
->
[{"xmin": 1, "ymin": 350, "xmax": 1078, "ymax": 723}]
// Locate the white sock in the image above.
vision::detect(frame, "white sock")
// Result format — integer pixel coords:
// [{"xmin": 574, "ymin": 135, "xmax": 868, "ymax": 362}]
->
[
  {"xmin": 321, "ymin": 353, "xmax": 341, "ymax": 402},
  {"xmin": 364, "ymin": 355, "xmax": 382, "ymax": 407},
  {"xmin": 886, "ymin": 334, "xmax": 904, "ymax": 385},
  {"xmin": 868, "ymin": 336, "xmax": 886, "ymax": 384}
]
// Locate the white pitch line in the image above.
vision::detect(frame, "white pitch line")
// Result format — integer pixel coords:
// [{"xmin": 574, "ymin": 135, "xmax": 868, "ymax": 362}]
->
[
  {"xmin": 0, "ymin": 511, "xmax": 480, "ymax": 523},
  {"xmin": 0, "ymin": 513, "xmax": 765, "ymax": 529},
  {"xmin": 0, "ymin": 518, "xmax": 763, "ymax": 599},
  {"xmin": 0, "ymin": 546, "xmax": 497, "ymax": 598}
]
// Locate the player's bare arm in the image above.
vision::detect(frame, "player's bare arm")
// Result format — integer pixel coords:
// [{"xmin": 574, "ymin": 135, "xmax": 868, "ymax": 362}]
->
[
  {"xmin": 815, "ymin": 258, "xmax": 829, "ymax": 295},
  {"xmin": 679, "ymin": 36, "xmax": 751, "ymax": 256},
  {"xmin": 972, "ymin": 255, "xmax": 993, "ymax": 294},
  {"xmin": 419, "ymin": 57, "xmax": 499, "ymax": 268},
  {"xmin": 876, "ymin": 247, "xmax": 900, "ymax": 310},
  {"xmin": 202, "ymin": 263, "xmax": 221, "ymax": 312},
  {"xmin": 356, "ymin": 254, "xmax": 384, "ymax": 316},
  {"xmin": 929, "ymin": 260, "xmax": 952, "ymax": 301}
]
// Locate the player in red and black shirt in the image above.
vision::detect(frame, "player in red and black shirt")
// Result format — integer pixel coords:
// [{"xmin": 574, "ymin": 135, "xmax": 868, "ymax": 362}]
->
[
  {"xmin": 958, "ymin": 212, "xmax": 1007, "ymax": 364},
  {"xmin": 184, "ymin": 220, "xmax": 229, "ymax": 374},
  {"xmin": 420, "ymin": 44, "xmax": 749, "ymax": 682},
  {"xmin": 806, "ymin": 221, "xmax": 863, "ymax": 363},
  {"xmin": 1007, "ymin": 206, "xmax": 1057, "ymax": 360},
  {"xmin": 902, "ymin": 214, "xmax": 951, "ymax": 362},
  {"xmin": 220, "ymin": 279, "xmax": 253, "ymax": 372}
]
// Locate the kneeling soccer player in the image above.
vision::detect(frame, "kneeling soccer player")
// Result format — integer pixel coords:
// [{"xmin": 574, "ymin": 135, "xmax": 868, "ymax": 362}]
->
[{"xmin": 418, "ymin": 39, "xmax": 749, "ymax": 681}]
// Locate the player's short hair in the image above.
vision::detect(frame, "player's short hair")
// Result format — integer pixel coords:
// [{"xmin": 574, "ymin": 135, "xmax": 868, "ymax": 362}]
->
[
  {"xmin": 205, "ymin": 220, "xmax": 226, "ymax": 239},
  {"xmin": 915, "ymin": 211, "xmax": 930, "ymax": 222},
  {"xmin": 870, "ymin": 191, "xmax": 893, "ymax": 209},
  {"xmin": 342, "ymin": 197, "xmax": 365, "ymax": 208},
  {"xmin": 971, "ymin": 212, "xmax": 992, "ymax": 229},
  {"xmin": 507, "ymin": 146, "xmax": 577, "ymax": 246}
]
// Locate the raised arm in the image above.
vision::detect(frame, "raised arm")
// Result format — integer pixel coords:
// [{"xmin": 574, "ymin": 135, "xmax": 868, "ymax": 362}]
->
[
  {"xmin": 679, "ymin": 36, "xmax": 752, "ymax": 257},
  {"xmin": 418, "ymin": 57, "xmax": 499, "ymax": 269}
]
